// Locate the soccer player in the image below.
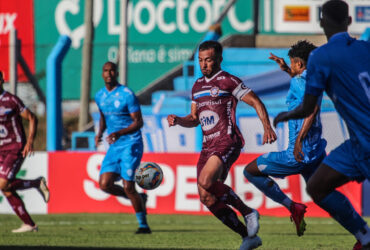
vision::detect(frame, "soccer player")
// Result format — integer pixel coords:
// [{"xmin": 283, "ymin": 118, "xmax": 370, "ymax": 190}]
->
[
  {"xmin": 167, "ymin": 41, "xmax": 277, "ymax": 250},
  {"xmin": 95, "ymin": 62, "xmax": 150, "ymax": 234},
  {"xmin": 0, "ymin": 70, "xmax": 49, "ymax": 233},
  {"xmin": 273, "ymin": 0, "xmax": 370, "ymax": 248},
  {"xmin": 243, "ymin": 40, "xmax": 327, "ymax": 237}
]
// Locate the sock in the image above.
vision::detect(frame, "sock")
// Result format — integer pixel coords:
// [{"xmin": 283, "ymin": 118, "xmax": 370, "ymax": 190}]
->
[
  {"xmin": 317, "ymin": 191, "xmax": 367, "ymax": 235},
  {"xmin": 206, "ymin": 181, "xmax": 251, "ymax": 216},
  {"xmin": 244, "ymin": 169, "xmax": 292, "ymax": 210},
  {"xmin": 135, "ymin": 212, "xmax": 149, "ymax": 228},
  {"xmin": 208, "ymin": 201, "xmax": 248, "ymax": 238},
  {"xmin": 9, "ymin": 179, "xmax": 40, "ymax": 191},
  {"xmin": 6, "ymin": 192, "xmax": 35, "ymax": 226},
  {"xmin": 354, "ymin": 224, "xmax": 370, "ymax": 245}
]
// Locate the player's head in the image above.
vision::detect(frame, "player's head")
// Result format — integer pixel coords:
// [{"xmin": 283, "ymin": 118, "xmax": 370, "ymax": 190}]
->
[
  {"xmin": 198, "ymin": 41, "xmax": 223, "ymax": 78},
  {"xmin": 0, "ymin": 71, "xmax": 3, "ymax": 84},
  {"xmin": 320, "ymin": 0, "xmax": 351, "ymax": 39},
  {"xmin": 288, "ymin": 40, "xmax": 317, "ymax": 76},
  {"xmin": 102, "ymin": 61, "xmax": 118, "ymax": 85}
]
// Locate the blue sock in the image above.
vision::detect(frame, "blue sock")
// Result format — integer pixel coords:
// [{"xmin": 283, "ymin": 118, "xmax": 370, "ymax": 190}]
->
[
  {"xmin": 135, "ymin": 212, "xmax": 149, "ymax": 228},
  {"xmin": 316, "ymin": 191, "xmax": 366, "ymax": 235},
  {"xmin": 244, "ymin": 169, "xmax": 292, "ymax": 209}
]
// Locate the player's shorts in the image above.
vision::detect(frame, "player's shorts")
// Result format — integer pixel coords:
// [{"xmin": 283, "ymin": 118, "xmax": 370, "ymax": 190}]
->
[
  {"xmin": 0, "ymin": 150, "xmax": 24, "ymax": 180},
  {"xmin": 197, "ymin": 145, "xmax": 241, "ymax": 181},
  {"xmin": 257, "ymin": 150, "xmax": 326, "ymax": 181},
  {"xmin": 323, "ymin": 140, "xmax": 370, "ymax": 181},
  {"xmin": 100, "ymin": 141, "xmax": 143, "ymax": 181}
]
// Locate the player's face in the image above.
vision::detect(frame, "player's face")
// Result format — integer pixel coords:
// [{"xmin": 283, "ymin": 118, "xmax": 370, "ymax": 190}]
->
[
  {"xmin": 199, "ymin": 48, "xmax": 221, "ymax": 78},
  {"xmin": 102, "ymin": 63, "xmax": 117, "ymax": 84},
  {"xmin": 289, "ymin": 57, "xmax": 304, "ymax": 76}
]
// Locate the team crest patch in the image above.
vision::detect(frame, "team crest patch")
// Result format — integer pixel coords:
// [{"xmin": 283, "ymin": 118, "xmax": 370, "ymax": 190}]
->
[
  {"xmin": 210, "ymin": 87, "xmax": 220, "ymax": 97},
  {"xmin": 114, "ymin": 100, "xmax": 120, "ymax": 108}
]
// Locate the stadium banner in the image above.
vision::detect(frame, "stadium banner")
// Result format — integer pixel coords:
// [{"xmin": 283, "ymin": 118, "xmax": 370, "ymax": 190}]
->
[
  {"xmin": 34, "ymin": 0, "xmax": 254, "ymax": 99},
  {"xmin": 0, "ymin": 0, "xmax": 35, "ymax": 82},
  {"xmin": 260, "ymin": 0, "xmax": 370, "ymax": 34},
  {"xmin": 0, "ymin": 152, "xmax": 48, "ymax": 214},
  {"xmin": 48, "ymin": 152, "xmax": 362, "ymax": 217}
]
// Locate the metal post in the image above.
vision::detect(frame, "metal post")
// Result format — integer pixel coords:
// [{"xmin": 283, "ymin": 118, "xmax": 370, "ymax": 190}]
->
[
  {"xmin": 9, "ymin": 28, "xmax": 17, "ymax": 95},
  {"xmin": 79, "ymin": 0, "xmax": 94, "ymax": 131},
  {"xmin": 119, "ymin": 0, "xmax": 128, "ymax": 85}
]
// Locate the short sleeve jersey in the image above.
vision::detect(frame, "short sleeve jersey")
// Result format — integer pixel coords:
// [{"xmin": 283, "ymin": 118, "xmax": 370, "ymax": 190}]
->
[
  {"xmin": 305, "ymin": 32, "xmax": 370, "ymax": 156},
  {"xmin": 191, "ymin": 71, "xmax": 251, "ymax": 150},
  {"xmin": 95, "ymin": 84, "xmax": 142, "ymax": 146},
  {"xmin": 286, "ymin": 70, "xmax": 326, "ymax": 163},
  {"xmin": 0, "ymin": 91, "xmax": 26, "ymax": 151}
]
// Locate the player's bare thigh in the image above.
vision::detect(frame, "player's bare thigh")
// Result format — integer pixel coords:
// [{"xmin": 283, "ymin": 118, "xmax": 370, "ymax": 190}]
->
[{"xmin": 198, "ymin": 155, "xmax": 224, "ymax": 190}]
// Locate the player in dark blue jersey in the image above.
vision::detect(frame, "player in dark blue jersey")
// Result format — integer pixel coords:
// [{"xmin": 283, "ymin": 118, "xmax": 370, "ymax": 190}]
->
[
  {"xmin": 244, "ymin": 40, "xmax": 326, "ymax": 237},
  {"xmin": 274, "ymin": 1, "xmax": 370, "ymax": 248},
  {"xmin": 95, "ymin": 62, "xmax": 150, "ymax": 234}
]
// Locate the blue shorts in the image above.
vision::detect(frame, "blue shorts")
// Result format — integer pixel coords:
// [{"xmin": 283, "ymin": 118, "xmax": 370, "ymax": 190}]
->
[
  {"xmin": 256, "ymin": 150, "xmax": 325, "ymax": 181},
  {"xmin": 100, "ymin": 141, "xmax": 143, "ymax": 181},
  {"xmin": 323, "ymin": 140, "xmax": 370, "ymax": 181}
]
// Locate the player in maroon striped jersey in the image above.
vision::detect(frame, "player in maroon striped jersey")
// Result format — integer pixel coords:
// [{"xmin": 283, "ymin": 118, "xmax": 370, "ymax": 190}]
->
[
  {"xmin": 0, "ymin": 71, "xmax": 49, "ymax": 233},
  {"xmin": 167, "ymin": 41, "xmax": 276, "ymax": 250}
]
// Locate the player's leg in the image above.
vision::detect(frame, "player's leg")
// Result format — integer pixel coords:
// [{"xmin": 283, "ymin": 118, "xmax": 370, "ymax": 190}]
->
[
  {"xmin": 0, "ymin": 152, "xmax": 37, "ymax": 232},
  {"xmin": 306, "ymin": 141, "xmax": 370, "ymax": 247},
  {"xmin": 244, "ymin": 152, "xmax": 307, "ymax": 236},
  {"xmin": 120, "ymin": 141, "xmax": 150, "ymax": 234},
  {"xmin": 9, "ymin": 177, "xmax": 50, "ymax": 203},
  {"xmin": 198, "ymin": 153, "xmax": 258, "ymax": 237}
]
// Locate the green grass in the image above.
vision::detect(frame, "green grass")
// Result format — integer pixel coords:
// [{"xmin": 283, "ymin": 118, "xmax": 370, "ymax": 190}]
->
[{"xmin": 0, "ymin": 214, "xmax": 368, "ymax": 250}]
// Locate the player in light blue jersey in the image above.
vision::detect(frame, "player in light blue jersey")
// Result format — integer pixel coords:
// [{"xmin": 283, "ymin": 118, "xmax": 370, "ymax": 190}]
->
[
  {"xmin": 243, "ymin": 41, "xmax": 326, "ymax": 237},
  {"xmin": 95, "ymin": 62, "xmax": 150, "ymax": 234},
  {"xmin": 274, "ymin": 1, "xmax": 370, "ymax": 248}
]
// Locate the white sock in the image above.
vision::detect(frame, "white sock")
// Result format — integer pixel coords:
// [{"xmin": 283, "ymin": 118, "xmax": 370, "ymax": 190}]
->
[{"xmin": 355, "ymin": 224, "xmax": 370, "ymax": 245}]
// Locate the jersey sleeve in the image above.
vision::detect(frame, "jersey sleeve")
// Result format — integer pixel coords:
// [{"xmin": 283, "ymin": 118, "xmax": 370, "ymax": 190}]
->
[
  {"xmin": 231, "ymin": 76, "xmax": 251, "ymax": 100},
  {"xmin": 126, "ymin": 89, "xmax": 141, "ymax": 113},
  {"xmin": 12, "ymin": 95, "xmax": 26, "ymax": 114},
  {"xmin": 305, "ymin": 48, "xmax": 331, "ymax": 97}
]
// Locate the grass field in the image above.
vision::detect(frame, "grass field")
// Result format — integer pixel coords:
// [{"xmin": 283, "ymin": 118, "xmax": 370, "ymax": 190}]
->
[{"xmin": 0, "ymin": 213, "xmax": 368, "ymax": 250}]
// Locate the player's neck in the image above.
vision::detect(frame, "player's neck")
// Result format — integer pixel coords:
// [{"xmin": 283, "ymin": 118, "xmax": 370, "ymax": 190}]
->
[{"xmin": 105, "ymin": 81, "xmax": 119, "ymax": 91}]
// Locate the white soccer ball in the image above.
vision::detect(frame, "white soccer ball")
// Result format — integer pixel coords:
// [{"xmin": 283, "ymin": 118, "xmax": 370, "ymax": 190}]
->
[{"xmin": 135, "ymin": 162, "xmax": 163, "ymax": 190}]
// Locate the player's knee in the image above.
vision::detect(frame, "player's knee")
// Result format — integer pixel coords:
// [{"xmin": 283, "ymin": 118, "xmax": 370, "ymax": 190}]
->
[
  {"xmin": 200, "ymin": 194, "xmax": 215, "ymax": 207},
  {"xmin": 99, "ymin": 179, "xmax": 111, "ymax": 192},
  {"xmin": 306, "ymin": 180, "xmax": 322, "ymax": 202},
  {"xmin": 123, "ymin": 184, "xmax": 136, "ymax": 195},
  {"xmin": 0, "ymin": 179, "xmax": 9, "ymax": 191},
  {"xmin": 198, "ymin": 177, "xmax": 213, "ymax": 190}
]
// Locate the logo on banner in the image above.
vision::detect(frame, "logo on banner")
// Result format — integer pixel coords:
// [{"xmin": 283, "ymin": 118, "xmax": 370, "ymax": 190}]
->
[
  {"xmin": 284, "ymin": 6, "xmax": 310, "ymax": 22},
  {"xmin": 356, "ymin": 6, "xmax": 370, "ymax": 22}
]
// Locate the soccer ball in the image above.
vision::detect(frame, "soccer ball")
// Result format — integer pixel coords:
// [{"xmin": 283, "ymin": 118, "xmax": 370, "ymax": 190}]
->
[{"xmin": 135, "ymin": 162, "xmax": 163, "ymax": 190}]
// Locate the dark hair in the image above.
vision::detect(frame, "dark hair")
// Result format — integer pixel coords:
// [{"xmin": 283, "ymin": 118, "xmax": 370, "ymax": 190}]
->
[
  {"xmin": 0, "ymin": 71, "xmax": 3, "ymax": 77},
  {"xmin": 199, "ymin": 40, "xmax": 223, "ymax": 59},
  {"xmin": 322, "ymin": 0, "xmax": 349, "ymax": 25},
  {"xmin": 103, "ymin": 61, "xmax": 117, "ymax": 70},
  {"xmin": 288, "ymin": 40, "xmax": 317, "ymax": 65}
]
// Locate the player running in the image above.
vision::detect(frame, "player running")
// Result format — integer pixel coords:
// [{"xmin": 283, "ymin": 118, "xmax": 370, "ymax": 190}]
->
[
  {"xmin": 274, "ymin": 0, "xmax": 370, "ymax": 248},
  {"xmin": 243, "ymin": 40, "xmax": 327, "ymax": 236},
  {"xmin": 95, "ymin": 62, "xmax": 150, "ymax": 234},
  {"xmin": 167, "ymin": 41, "xmax": 276, "ymax": 250},
  {"xmin": 0, "ymin": 70, "xmax": 49, "ymax": 233}
]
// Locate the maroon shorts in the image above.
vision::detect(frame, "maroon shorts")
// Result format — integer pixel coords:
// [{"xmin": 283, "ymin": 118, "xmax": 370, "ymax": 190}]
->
[
  {"xmin": 0, "ymin": 151, "xmax": 24, "ymax": 180},
  {"xmin": 197, "ymin": 146, "xmax": 241, "ymax": 181}
]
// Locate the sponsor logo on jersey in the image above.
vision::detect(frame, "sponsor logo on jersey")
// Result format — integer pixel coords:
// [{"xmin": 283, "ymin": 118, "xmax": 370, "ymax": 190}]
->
[
  {"xmin": 203, "ymin": 131, "xmax": 220, "ymax": 142},
  {"xmin": 210, "ymin": 87, "xmax": 220, "ymax": 97},
  {"xmin": 202, "ymin": 85, "xmax": 212, "ymax": 88},
  {"xmin": 199, "ymin": 110, "xmax": 219, "ymax": 131},
  {"xmin": 198, "ymin": 99, "xmax": 222, "ymax": 108},
  {"xmin": 0, "ymin": 125, "xmax": 8, "ymax": 138},
  {"xmin": 217, "ymin": 76, "xmax": 226, "ymax": 80},
  {"xmin": 0, "ymin": 107, "xmax": 12, "ymax": 116}
]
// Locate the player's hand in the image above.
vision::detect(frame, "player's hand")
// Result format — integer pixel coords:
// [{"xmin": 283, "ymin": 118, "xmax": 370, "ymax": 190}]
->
[
  {"xmin": 294, "ymin": 139, "xmax": 304, "ymax": 162},
  {"xmin": 269, "ymin": 53, "xmax": 291, "ymax": 73},
  {"xmin": 273, "ymin": 112, "xmax": 289, "ymax": 128},
  {"xmin": 22, "ymin": 142, "xmax": 34, "ymax": 158},
  {"xmin": 106, "ymin": 132, "xmax": 120, "ymax": 144},
  {"xmin": 167, "ymin": 114, "xmax": 177, "ymax": 127},
  {"xmin": 263, "ymin": 126, "xmax": 277, "ymax": 144}
]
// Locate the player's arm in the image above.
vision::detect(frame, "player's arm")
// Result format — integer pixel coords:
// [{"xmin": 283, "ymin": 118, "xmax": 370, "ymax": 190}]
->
[
  {"xmin": 273, "ymin": 94, "xmax": 318, "ymax": 127},
  {"xmin": 269, "ymin": 53, "xmax": 294, "ymax": 77},
  {"xmin": 167, "ymin": 102, "xmax": 199, "ymax": 128},
  {"xmin": 106, "ymin": 110, "xmax": 143, "ymax": 144},
  {"xmin": 95, "ymin": 109, "xmax": 106, "ymax": 147},
  {"xmin": 241, "ymin": 91, "xmax": 277, "ymax": 144},
  {"xmin": 293, "ymin": 104, "xmax": 320, "ymax": 162},
  {"xmin": 20, "ymin": 108, "xmax": 38, "ymax": 157}
]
